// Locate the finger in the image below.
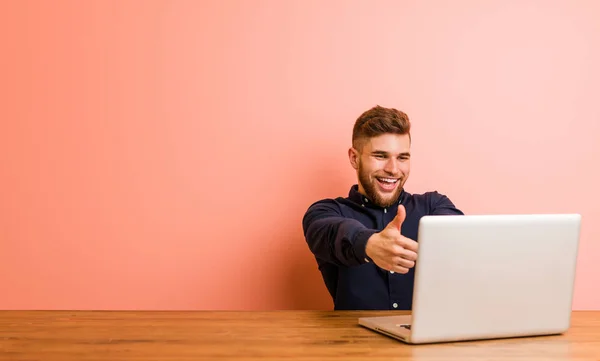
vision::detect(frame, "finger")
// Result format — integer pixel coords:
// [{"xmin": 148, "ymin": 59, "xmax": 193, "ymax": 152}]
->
[
  {"xmin": 392, "ymin": 257, "xmax": 415, "ymax": 269},
  {"xmin": 399, "ymin": 249, "xmax": 418, "ymax": 262},
  {"xmin": 378, "ymin": 262, "xmax": 395, "ymax": 273},
  {"xmin": 390, "ymin": 245, "xmax": 406, "ymax": 257},
  {"xmin": 387, "ymin": 204, "xmax": 406, "ymax": 231},
  {"xmin": 389, "ymin": 244, "xmax": 417, "ymax": 261},
  {"xmin": 392, "ymin": 264, "xmax": 410, "ymax": 274},
  {"xmin": 398, "ymin": 236, "xmax": 419, "ymax": 253}
]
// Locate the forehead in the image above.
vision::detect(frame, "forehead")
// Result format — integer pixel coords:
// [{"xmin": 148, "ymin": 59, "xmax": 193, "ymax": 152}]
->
[{"xmin": 363, "ymin": 133, "xmax": 410, "ymax": 153}]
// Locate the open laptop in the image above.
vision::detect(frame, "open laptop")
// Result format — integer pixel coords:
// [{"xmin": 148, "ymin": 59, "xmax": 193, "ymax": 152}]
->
[{"xmin": 358, "ymin": 213, "xmax": 582, "ymax": 344}]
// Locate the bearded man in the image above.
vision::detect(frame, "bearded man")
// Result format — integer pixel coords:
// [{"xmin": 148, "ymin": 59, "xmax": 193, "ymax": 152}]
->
[{"xmin": 302, "ymin": 105, "xmax": 464, "ymax": 310}]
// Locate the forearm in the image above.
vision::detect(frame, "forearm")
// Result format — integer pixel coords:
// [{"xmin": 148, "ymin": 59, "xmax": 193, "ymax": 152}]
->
[{"xmin": 302, "ymin": 202, "xmax": 377, "ymax": 267}]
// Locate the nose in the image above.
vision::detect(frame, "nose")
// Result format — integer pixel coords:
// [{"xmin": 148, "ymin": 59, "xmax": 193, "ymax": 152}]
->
[{"xmin": 383, "ymin": 158, "xmax": 400, "ymax": 174}]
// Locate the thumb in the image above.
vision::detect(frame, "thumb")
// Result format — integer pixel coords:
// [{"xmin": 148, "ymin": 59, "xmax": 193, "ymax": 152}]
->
[{"xmin": 387, "ymin": 204, "xmax": 406, "ymax": 231}]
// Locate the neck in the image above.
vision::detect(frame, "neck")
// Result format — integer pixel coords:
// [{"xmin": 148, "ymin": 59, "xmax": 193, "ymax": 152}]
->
[{"xmin": 357, "ymin": 183, "xmax": 368, "ymax": 198}]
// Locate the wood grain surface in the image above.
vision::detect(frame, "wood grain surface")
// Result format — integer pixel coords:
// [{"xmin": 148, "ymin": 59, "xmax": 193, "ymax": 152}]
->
[{"xmin": 1, "ymin": 310, "xmax": 599, "ymax": 360}]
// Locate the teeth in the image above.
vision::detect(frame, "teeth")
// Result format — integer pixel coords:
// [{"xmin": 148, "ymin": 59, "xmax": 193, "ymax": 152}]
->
[{"xmin": 379, "ymin": 178, "xmax": 398, "ymax": 183}]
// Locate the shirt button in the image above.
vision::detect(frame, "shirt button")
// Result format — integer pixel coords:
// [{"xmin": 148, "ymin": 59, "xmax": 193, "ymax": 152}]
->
[
  {"xmin": 390, "ymin": 271, "xmax": 394, "ymax": 274},
  {"xmin": 392, "ymin": 303, "xmax": 398, "ymax": 309},
  {"xmin": 384, "ymin": 209, "xmax": 387, "ymax": 213},
  {"xmin": 364, "ymin": 258, "xmax": 370, "ymax": 263}
]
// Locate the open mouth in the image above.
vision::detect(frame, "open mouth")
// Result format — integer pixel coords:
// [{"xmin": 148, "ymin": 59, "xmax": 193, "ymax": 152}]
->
[{"xmin": 376, "ymin": 177, "xmax": 400, "ymax": 192}]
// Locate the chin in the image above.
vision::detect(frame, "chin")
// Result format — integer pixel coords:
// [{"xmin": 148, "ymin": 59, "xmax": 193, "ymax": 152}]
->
[
  {"xmin": 372, "ymin": 195, "xmax": 393, "ymax": 208},
  {"xmin": 377, "ymin": 189, "xmax": 402, "ymax": 206}
]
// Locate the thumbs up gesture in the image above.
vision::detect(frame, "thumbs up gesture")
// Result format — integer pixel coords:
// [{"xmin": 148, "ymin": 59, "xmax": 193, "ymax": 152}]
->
[{"xmin": 365, "ymin": 205, "xmax": 419, "ymax": 274}]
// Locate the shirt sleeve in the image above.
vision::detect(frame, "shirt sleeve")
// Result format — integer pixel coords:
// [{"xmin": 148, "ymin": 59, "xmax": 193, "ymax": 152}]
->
[
  {"xmin": 302, "ymin": 200, "xmax": 377, "ymax": 267},
  {"xmin": 430, "ymin": 191, "xmax": 465, "ymax": 215}
]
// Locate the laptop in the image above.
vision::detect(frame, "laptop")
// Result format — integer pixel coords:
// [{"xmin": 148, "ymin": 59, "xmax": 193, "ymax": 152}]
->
[{"xmin": 358, "ymin": 213, "xmax": 582, "ymax": 344}]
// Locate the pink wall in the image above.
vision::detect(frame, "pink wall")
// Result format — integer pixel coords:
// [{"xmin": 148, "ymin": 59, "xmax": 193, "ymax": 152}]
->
[{"xmin": 1, "ymin": 1, "xmax": 598, "ymax": 310}]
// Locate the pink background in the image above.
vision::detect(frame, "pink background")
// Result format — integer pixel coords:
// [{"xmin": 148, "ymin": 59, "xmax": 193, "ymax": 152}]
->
[{"xmin": 1, "ymin": 0, "xmax": 598, "ymax": 310}]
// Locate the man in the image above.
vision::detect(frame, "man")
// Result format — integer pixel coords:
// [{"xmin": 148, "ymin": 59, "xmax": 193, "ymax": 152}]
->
[{"xmin": 302, "ymin": 105, "xmax": 463, "ymax": 310}]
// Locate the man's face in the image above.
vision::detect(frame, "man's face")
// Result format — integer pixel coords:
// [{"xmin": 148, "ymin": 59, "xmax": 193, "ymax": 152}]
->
[{"xmin": 349, "ymin": 133, "xmax": 411, "ymax": 208}]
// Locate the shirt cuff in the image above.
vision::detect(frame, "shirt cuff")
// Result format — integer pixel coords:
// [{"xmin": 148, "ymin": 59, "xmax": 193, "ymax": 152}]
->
[{"xmin": 353, "ymin": 228, "xmax": 378, "ymax": 264}]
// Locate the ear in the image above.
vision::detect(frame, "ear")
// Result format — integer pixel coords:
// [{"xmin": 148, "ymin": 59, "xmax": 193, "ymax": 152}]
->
[{"xmin": 348, "ymin": 147, "xmax": 359, "ymax": 170}]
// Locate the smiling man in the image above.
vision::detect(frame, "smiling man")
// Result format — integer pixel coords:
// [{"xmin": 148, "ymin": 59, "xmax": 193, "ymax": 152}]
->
[{"xmin": 302, "ymin": 105, "xmax": 463, "ymax": 310}]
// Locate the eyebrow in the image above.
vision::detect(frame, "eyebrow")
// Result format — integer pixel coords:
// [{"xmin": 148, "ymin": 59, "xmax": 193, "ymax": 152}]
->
[{"xmin": 371, "ymin": 150, "xmax": 411, "ymax": 157}]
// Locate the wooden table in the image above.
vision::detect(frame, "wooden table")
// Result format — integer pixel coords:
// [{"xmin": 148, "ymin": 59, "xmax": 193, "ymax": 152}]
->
[{"xmin": 1, "ymin": 310, "xmax": 599, "ymax": 360}]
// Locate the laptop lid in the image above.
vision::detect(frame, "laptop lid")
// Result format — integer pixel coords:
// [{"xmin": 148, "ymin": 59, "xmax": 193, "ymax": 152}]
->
[{"xmin": 409, "ymin": 213, "xmax": 581, "ymax": 344}]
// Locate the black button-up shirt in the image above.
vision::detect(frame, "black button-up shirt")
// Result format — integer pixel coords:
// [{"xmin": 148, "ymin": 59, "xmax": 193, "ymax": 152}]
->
[{"xmin": 302, "ymin": 185, "xmax": 464, "ymax": 310}]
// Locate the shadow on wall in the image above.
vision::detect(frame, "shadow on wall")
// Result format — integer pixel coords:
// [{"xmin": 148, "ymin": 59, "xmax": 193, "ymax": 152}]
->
[
  {"xmin": 228, "ymin": 145, "xmax": 351, "ymax": 310},
  {"xmin": 278, "ymin": 154, "xmax": 351, "ymax": 310},
  {"xmin": 282, "ymin": 236, "xmax": 334, "ymax": 310}
]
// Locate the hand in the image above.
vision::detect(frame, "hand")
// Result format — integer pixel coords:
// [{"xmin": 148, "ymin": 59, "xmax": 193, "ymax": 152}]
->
[{"xmin": 365, "ymin": 205, "xmax": 418, "ymax": 274}]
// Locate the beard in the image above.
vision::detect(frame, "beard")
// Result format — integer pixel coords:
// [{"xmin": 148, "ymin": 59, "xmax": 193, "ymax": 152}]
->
[{"xmin": 357, "ymin": 162, "xmax": 404, "ymax": 208}]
